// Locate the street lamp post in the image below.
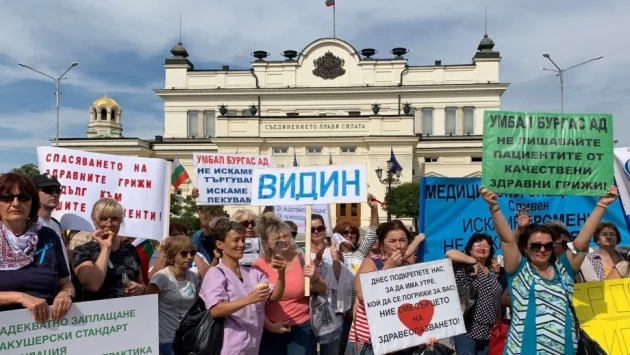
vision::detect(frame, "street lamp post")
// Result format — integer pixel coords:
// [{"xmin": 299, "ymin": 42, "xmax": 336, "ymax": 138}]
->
[
  {"xmin": 375, "ymin": 160, "xmax": 402, "ymax": 222},
  {"xmin": 540, "ymin": 54, "xmax": 602, "ymax": 113},
  {"xmin": 18, "ymin": 62, "xmax": 79, "ymax": 146}
]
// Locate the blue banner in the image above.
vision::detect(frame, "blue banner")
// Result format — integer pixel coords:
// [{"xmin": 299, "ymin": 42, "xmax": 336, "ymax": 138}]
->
[{"xmin": 418, "ymin": 177, "xmax": 630, "ymax": 262}]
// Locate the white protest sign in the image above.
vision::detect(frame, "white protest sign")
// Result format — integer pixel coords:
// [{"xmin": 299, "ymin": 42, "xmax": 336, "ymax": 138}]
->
[
  {"xmin": 0, "ymin": 295, "xmax": 158, "ymax": 355},
  {"xmin": 251, "ymin": 165, "xmax": 366, "ymax": 206},
  {"xmin": 274, "ymin": 204, "xmax": 331, "ymax": 234},
  {"xmin": 359, "ymin": 259, "xmax": 465, "ymax": 355},
  {"xmin": 194, "ymin": 153, "xmax": 272, "ymax": 205},
  {"xmin": 241, "ymin": 238, "xmax": 261, "ymax": 266},
  {"xmin": 37, "ymin": 147, "xmax": 169, "ymax": 241}
]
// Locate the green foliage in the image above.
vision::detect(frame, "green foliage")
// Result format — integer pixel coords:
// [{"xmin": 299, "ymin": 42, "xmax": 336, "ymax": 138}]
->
[
  {"xmin": 169, "ymin": 193, "xmax": 223, "ymax": 236},
  {"xmin": 11, "ymin": 163, "xmax": 40, "ymax": 179},
  {"xmin": 384, "ymin": 181, "xmax": 420, "ymax": 227}
]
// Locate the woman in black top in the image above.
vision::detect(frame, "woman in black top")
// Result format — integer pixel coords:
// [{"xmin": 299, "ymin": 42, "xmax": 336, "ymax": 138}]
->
[
  {"xmin": 445, "ymin": 233, "xmax": 504, "ymax": 355},
  {"xmin": 0, "ymin": 173, "xmax": 75, "ymax": 323},
  {"xmin": 73, "ymin": 198, "xmax": 146, "ymax": 300}
]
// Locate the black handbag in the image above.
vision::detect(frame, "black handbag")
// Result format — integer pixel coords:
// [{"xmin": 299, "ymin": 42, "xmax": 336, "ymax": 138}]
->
[{"xmin": 173, "ymin": 268, "xmax": 226, "ymax": 355}]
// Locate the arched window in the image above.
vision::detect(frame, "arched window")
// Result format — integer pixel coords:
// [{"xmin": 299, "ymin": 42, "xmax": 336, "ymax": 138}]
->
[
  {"xmin": 111, "ymin": 109, "xmax": 116, "ymax": 121},
  {"xmin": 100, "ymin": 109, "xmax": 107, "ymax": 120}
]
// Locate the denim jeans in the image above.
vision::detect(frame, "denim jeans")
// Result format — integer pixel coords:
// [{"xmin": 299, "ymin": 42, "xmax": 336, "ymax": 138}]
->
[
  {"xmin": 338, "ymin": 314, "xmax": 352, "ymax": 355},
  {"xmin": 259, "ymin": 320, "xmax": 317, "ymax": 355},
  {"xmin": 453, "ymin": 334, "xmax": 489, "ymax": 355},
  {"xmin": 158, "ymin": 342, "xmax": 173, "ymax": 355}
]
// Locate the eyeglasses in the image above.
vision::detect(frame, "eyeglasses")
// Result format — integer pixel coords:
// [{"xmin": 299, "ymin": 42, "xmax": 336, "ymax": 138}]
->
[
  {"xmin": 0, "ymin": 193, "xmax": 32, "ymax": 203},
  {"xmin": 179, "ymin": 250, "xmax": 197, "ymax": 258},
  {"xmin": 311, "ymin": 226, "xmax": 326, "ymax": 233},
  {"xmin": 528, "ymin": 242, "xmax": 554, "ymax": 252},
  {"xmin": 340, "ymin": 229, "xmax": 356, "ymax": 235},
  {"xmin": 240, "ymin": 220, "xmax": 255, "ymax": 228},
  {"xmin": 40, "ymin": 186, "xmax": 61, "ymax": 195},
  {"xmin": 472, "ymin": 243, "xmax": 489, "ymax": 250}
]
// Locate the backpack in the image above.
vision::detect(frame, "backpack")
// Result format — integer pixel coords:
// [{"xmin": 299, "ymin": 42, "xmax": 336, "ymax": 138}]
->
[{"xmin": 173, "ymin": 267, "xmax": 226, "ymax": 355}]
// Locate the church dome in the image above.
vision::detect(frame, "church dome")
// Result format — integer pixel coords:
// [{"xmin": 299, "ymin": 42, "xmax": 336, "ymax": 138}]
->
[{"xmin": 92, "ymin": 95, "xmax": 120, "ymax": 108}]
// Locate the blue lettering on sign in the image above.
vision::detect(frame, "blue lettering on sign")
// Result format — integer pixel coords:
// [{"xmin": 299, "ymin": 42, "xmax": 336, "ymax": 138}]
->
[
  {"xmin": 417, "ymin": 177, "xmax": 630, "ymax": 262},
  {"xmin": 279, "ymin": 173, "xmax": 296, "ymax": 199},
  {"xmin": 258, "ymin": 174, "xmax": 277, "ymax": 199},
  {"xmin": 256, "ymin": 168, "xmax": 364, "ymax": 201},
  {"xmin": 320, "ymin": 171, "xmax": 339, "ymax": 197},
  {"xmin": 342, "ymin": 169, "xmax": 360, "ymax": 197}
]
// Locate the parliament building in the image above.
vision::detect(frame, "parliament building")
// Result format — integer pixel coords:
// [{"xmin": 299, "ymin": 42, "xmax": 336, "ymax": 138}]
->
[{"xmin": 58, "ymin": 34, "xmax": 507, "ymax": 227}]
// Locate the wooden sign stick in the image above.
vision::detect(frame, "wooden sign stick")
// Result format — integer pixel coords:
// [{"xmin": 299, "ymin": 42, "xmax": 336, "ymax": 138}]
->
[{"xmin": 304, "ymin": 205, "xmax": 312, "ymax": 297}]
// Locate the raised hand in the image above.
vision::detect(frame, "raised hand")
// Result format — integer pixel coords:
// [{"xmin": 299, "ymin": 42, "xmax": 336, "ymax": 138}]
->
[
  {"xmin": 516, "ymin": 207, "xmax": 531, "ymax": 231},
  {"xmin": 599, "ymin": 186, "xmax": 619, "ymax": 207},
  {"xmin": 367, "ymin": 193, "xmax": 379, "ymax": 209},
  {"xmin": 478, "ymin": 187, "xmax": 498, "ymax": 208}
]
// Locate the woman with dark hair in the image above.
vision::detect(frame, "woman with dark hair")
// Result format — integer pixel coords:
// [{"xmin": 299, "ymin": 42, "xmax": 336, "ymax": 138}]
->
[
  {"xmin": 580, "ymin": 222, "xmax": 627, "ymax": 281},
  {"xmin": 445, "ymin": 233, "xmax": 504, "ymax": 355},
  {"xmin": 0, "ymin": 173, "xmax": 75, "ymax": 322},
  {"xmin": 480, "ymin": 185, "xmax": 618, "ymax": 354},
  {"xmin": 351, "ymin": 220, "xmax": 434, "ymax": 354},
  {"xmin": 201, "ymin": 220, "xmax": 286, "ymax": 355}
]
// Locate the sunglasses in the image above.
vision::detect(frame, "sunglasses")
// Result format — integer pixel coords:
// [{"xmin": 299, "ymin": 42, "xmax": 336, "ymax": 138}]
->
[
  {"xmin": 179, "ymin": 250, "xmax": 197, "ymax": 258},
  {"xmin": 528, "ymin": 242, "xmax": 554, "ymax": 252},
  {"xmin": 40, "ymin": 186, "xmax": 62, "ymax": 195},
  {"xmin": 340, "ymin": 229, "xmax": 356, "ymax": 235},
  {"xmin": 0, "ymin": 193, "xmax": 32, "ymax": 203},
  {"xmin": 240, "ymin": 220, "xmax": 255, "ymax": 228},
  {"xmin": 311, "ymin": 226, "xmax": 326, "ymax": 233}
]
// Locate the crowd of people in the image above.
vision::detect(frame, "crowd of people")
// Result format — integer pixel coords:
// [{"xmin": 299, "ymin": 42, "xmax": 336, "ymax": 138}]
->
[{"xmin": 0, "ymin": 170, "xmax": 625, "ymax": 355}]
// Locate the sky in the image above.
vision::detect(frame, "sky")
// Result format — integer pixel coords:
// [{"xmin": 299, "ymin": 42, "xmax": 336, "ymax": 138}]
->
[{"xmin": 0, "ymin": 0, "xmax": 628, "ymax": 173}]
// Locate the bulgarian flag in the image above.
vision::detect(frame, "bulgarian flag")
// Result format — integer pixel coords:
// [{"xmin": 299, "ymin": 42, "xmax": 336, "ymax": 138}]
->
[
  {"xmin": 132, "ymin": 238, "xmax": 155, "ymax": 284},
  {"xmin": 171, "ymin": 158, "xmax": 190, "ymax": 189},
  {"xmin": 325, "ymin": 0, "xmax": 334, "ymax": 6}
]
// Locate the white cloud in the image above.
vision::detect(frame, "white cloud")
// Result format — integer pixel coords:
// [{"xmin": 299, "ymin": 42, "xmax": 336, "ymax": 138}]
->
[{"xmin": 0, "ymin": 0, "xmax": 628, "ymax": 159}]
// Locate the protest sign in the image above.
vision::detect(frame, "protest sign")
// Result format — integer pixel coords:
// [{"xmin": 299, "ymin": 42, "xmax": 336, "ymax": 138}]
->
[
  {"xmin": 613, "ymin": 147, "xmax": 630, "ymax": 226},
  {"xmin": 250, "ymin": 165, "xmax": 367, "ymax": 206},
  {"xmin": 273, "ymin": 204, "xmax": 331, "ymax": 234},
  {"xmin": 359, "ymin": 259, "xmax": 465, "ymax": 354},
  {"xmin": 0, "ymin": 295, "xmax": 158, "ymax": 355},
  {"xmin": 37, "ymin": 147, "xmax": 170, "ymax": 241},
  {"xmin": 241, "ymin": 238, "xmax": 261, "ymax": 266},
  {"xmin": 418, "ymin": 177, "xmax": 630, "ymax": 262},
  {"xmin": 573, "ymin": 278, "xmax": 630, "ymax": 355},
  {"xmin": 482, "ymin": 111, "xmax": 614, "ymax": 196},
  {"xmin": 194, "ymin": 153, "xmax": 272, "ymax": 205}
]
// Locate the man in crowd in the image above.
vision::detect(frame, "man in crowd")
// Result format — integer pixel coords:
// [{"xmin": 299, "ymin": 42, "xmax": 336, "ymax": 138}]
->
[{"xmin": 33, "ymin": 173, "xmax": 71, "ymax": 267}]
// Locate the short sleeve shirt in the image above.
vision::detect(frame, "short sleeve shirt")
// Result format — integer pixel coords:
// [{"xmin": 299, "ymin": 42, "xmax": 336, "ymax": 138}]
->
[
  {"xmin": 0, "ymin": 227, "xmax": 70, "ymax": 312},
  {"xmin": 72, "ymin": 241, "xmax": 141, "ymax": 301}
]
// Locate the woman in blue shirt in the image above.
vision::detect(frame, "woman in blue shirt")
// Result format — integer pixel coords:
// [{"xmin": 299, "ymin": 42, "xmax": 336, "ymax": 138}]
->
[
  {"xmin": 479, "ymin": 185, "xmax": 617, "ymax": 354},
  {"xmin": 0, "ymin": 173, "xmax": 74, "ymax": 323}
]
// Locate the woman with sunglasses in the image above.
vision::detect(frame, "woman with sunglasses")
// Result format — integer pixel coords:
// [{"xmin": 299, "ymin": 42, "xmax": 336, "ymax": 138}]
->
[
  {"xmin": 0, "ymin": 173, "xmax": 75, "ymax": 323},
  {"xmin": 233, "ymin": 208, "xmax": 261, "ymax": 266},
  {"xmin": 146, "ymin": 236, "xmax": 200, "ymax": 355},
  {"xmin": 202, "ymin": 219, "xmax": 286, "ymax": 355},
  {"xmin": 479, "ymin": 186, "xmax": 618, "ymax": 354},
  {"xmin": 73, "ymin": 198, "xmax": 146, "ymax": 300}
]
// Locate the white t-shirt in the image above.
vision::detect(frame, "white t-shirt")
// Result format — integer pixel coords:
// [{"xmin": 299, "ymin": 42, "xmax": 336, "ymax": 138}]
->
[{"xmin": 150, "ymin": 268, "xmax": 200, "ymax": 343}]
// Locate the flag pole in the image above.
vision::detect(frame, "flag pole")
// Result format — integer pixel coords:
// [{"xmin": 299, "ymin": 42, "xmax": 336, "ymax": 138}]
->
[{"xmin": 333, "ymin": 3, "xmax": 336, "ymax": 38}]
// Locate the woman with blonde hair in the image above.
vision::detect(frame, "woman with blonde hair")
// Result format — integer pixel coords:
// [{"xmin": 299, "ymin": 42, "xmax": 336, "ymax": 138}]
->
[
  {"xmin": 254, "ymin": 212, "xmax": 327, "ymax": 355},
  {"xmin": 73, "ymin": 198, "xmax": 146, "ymax": 300},
  {"xmin": 147, "ymin": 236, "xmax": 200, "ymax": 355},
  {"xmin": 233, "ymin": 208, "xmax": 260, "ymax": 265}
]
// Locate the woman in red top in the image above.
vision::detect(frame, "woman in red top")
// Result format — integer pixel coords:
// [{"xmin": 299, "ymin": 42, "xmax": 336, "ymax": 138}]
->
[{"xmin": 253, "ymin": 213, "xmax": 327, "ymax": 355}]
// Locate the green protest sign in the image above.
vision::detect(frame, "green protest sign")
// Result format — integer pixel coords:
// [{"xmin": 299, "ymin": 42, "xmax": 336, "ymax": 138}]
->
[{"xmin": 482, "ymin": 111, "xmax": 613, "ymax": 196}]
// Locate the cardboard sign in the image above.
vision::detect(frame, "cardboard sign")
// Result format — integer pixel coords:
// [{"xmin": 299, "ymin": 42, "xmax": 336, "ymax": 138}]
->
[
  {"xmin": 251, "ymin": 165, "xmax": 366, "ymax": 206},
  {"xmin": 194, "ymin": 153, "xmax": 272, "ymax": 205},
  {"xmin": 37, "ymin": 147, "xmax": 170, "ymax": 241},
  {"xmin": 0, "ymin": 295, "xmax": 158, "ymax": 355},
  {"xmin": 359, "ymin": 259, "xmax": 465, "ymax": 354}
]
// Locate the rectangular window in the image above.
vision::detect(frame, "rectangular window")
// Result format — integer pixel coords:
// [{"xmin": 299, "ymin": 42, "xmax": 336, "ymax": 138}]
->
[
  {"xmin": 471, "ymin": 157, "xmax": 482, "ymax": 162},
  {"xmin": 421, "ymin": 108, "xmax": 433, "ymax": 135},
  {"xmin": 272, "ymin": 147, "xmax": 288, "ymax": 154},
  {"xmin": 425, "ymin": 157, "xmax": 439, "ymax": 163},
  {"xmin": 463, "ymin": 107, "xmax": 475, "ymax": 135},
  {"xmin": 307, "ymin": 147, "xmax": 323, "ymax": 155},
  {"xmin": 341, "ymin": 146, "xmax": 357, "ymax": 154},
  {"xmin": 445, "ymin": 108, "xmax": 456, "ymax": 135},
  {"xmin": 204, "ymin": 111, "xmax": 215, "ymax": 137},
  {"xmin": 187, "ymin": 111, "xmax": 199, "ymax": 137}
]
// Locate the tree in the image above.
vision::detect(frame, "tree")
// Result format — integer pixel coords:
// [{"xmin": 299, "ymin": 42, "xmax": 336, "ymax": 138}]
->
[
  {"xmin": 169, "ymin": 193, "xmax": 224, "ymax": 236},
  {"xmin": 11, "ymin": 163, "xmax": 40, "ymax": 179},
  {"xmin": 384, "ymin": 181, "xmax": 420, "ymax": 229}
]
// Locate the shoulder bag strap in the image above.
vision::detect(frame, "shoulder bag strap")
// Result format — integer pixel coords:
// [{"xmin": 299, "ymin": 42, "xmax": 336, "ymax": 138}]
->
[{"xmin": 554, "ymin": 265, "xmax": 583, "ymax": 338}]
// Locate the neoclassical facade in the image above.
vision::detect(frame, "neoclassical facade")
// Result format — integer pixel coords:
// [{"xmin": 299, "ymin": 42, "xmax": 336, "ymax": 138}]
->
[{"xmin": 59, "ymin": 35, "xmax": 507, "ymax": 227}]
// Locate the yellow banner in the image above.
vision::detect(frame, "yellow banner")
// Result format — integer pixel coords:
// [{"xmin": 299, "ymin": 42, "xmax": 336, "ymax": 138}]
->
[{"xmin": 573, "ymin": 278, "xmax": 630, "ymax": 354}]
